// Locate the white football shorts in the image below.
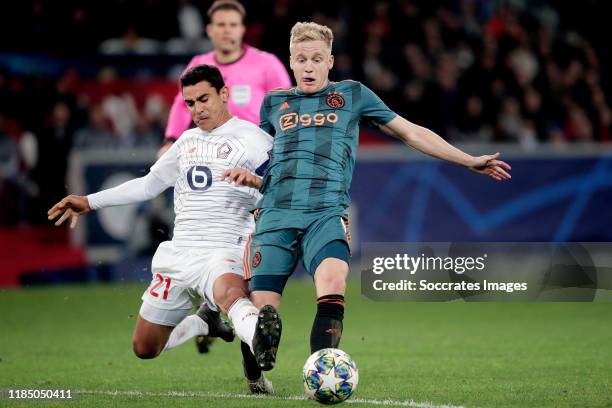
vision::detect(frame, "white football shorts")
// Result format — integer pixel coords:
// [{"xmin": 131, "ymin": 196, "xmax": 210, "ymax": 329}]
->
[{"xmin": 139, "ymin": 241, "xmax": 244, "ymax": 326}]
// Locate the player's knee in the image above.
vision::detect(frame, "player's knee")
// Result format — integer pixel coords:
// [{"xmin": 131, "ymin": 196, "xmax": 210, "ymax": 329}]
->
[
  {"xmin": 251, "ymin": 291, "xmax": 282, "ymax": 310},
  {"xmin": 325, "ymin": 276, "xmax": 346, "ymax": 295},
  {"xmin": 213, "ymin": 274, "xmax": 249, "ymax": 313},
  {"xmin": 315, "ymin": 265, "xmax": 347, "ymax": 295},
  {"xmin": 218, "ymin": 286, "xmax": 249, "ymax": 314},
  {"xmin": 132, "ymin": 339, "xmax": 161, "ymax": 359}
]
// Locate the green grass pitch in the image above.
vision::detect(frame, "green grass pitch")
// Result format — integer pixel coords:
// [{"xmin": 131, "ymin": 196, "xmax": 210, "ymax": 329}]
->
[{"xmin": 0, "ymin": 280, "xmax": 610, "ymax": 407}]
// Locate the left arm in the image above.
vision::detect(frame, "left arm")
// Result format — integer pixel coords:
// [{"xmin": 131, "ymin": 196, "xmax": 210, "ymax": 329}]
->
[
  {"xmin": 380, "ymin": 115, "xmax": 512, "ymax": 181},
  {"xmin": 221, "ymin": 128, "xmax": 273, "ymax": 189},
  {"xmin": 221, "ymin": 168, "xmax": 262, "ymax": 189}
]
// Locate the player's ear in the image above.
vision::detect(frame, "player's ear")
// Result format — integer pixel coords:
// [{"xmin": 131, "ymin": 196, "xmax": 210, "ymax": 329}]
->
[
  {"xmin": 289, "ymin": 54, "xmax": 295, "ymax": 71},
  {"xmin": 181, "ymin": 86, "xmax": 192, "ymax": 106},
  {"xmin": 220, "ymin": 86, "xmax": 229, "ymax": 102},
  {"xmin": 328, "ymin": 54, "xmax": 334, "ymax": 70},
  {"xmin": 206, "ymin": 23, "xmax": 213, "ymax": 38}
]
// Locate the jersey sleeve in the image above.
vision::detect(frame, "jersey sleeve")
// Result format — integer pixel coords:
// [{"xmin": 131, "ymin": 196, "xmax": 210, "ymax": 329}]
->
[
  {"xmin": 359, "ymin": 83, "xmax": 397, "ymax": 128},
  {"xmin": 259, "ymin": 94, "xmax": 275, "ymax": 136},
  {"xmin": 246, "ymin": 128, "xmax": 274, "ymax": 176},
  {"xmin": 150, "ymin": 141, "xmax": 180, "ymax": 186},
  {"xmin": 164, "ymin": 56, "xmax": 201, "ymax": 139},
  {"xmin": 87, "ymin": 172, "xmax": 169, "ymax": 210},
  {"xmin": 264, "ymin": 54, "xmax": 292, "ymax": 91}
]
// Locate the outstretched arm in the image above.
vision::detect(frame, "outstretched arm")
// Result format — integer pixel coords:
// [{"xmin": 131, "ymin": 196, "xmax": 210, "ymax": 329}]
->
[
  {"xmin": 47, "ymin": 172, "xmax": 170, "ymax": 229},
  {"xmin": 380, "ymin": 115, "xmax": 512, "ymax": 181}
]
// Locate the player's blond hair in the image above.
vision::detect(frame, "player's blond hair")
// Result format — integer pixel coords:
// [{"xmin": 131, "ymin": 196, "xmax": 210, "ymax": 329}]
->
[{"xmin": 289, "ymin": 22, "xmax": 333, "ymax": 51}]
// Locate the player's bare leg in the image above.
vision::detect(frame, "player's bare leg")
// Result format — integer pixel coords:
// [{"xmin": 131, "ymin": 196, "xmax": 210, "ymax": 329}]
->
[
  {"xmin": 250, "ymin": 291, "xmax": 283, "ymax": 371},
  {"xmin": 132, "ymin": 302, "xmax": 234, "ymax": 360},
  {"xmin": 214, "ymin": 273, "xmax": 274, "ymax": 394},
  {"xmin": 311, "ymin": 257, "xmax": 348, "ymax": 353},
  {"xmin": 132, "ymin": 317, "xmax": 174, "ymax": 359},
  {"xmin": 251, "ymin": 291, "xmax": 282, "ymax": 310}
]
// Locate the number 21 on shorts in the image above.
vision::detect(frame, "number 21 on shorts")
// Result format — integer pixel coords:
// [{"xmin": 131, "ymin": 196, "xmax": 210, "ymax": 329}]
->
[{"xmin": 149, "ymin": 273, "xmax": 172, "ymax": 301}]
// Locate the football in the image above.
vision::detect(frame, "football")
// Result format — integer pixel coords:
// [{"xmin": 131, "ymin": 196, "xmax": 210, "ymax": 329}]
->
[{"xmin": 302, "ymin": 348, "xmax": 359, "ymax": 404}]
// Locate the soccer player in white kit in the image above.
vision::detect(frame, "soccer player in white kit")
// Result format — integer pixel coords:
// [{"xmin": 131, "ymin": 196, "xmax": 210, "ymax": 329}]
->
[{"xmin": 48, "ymin": 64, "xmax": 274, "ymax": 393}]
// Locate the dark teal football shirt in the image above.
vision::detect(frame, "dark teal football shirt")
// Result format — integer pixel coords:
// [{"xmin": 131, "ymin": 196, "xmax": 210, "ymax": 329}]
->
[{"xmin": 258, "ymin": 80, "xmax": 397, "ymax": 210}]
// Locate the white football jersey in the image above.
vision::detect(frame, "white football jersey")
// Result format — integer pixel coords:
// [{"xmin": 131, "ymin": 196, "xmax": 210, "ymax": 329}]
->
[{"xmin": 150, "ymin": 117, "xmax": 272, "ymax": 249}]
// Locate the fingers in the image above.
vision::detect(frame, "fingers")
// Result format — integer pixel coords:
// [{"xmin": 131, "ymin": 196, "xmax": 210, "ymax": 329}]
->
[
  {"xmin": 488, "ymin": 159, "xmax": 512, "ymax": 171},
  {"xmin": 481, "ymin": 154, "xmax": 512, "ymax": 181},
  {"xmin": 492, "ymin": 165, "xmax": 511, "ymax": 179},
  {"xmin": 48, "ymin": 198, "xmax": 70, "ymax": 220},
  {"xmin": 48, "ymin": 196, "xmax": 87, "ymax": 227},
  {"xmin": 222, "ymin": 169, "xmax": 251, "ymax": 186},
  {"xmin": 222, "ymin": 169, "xmax": 243, "ymax": 183},
  {"xmin": 47, "ymin": 208, "xmax": 63, "ymax": 221},
  {"xmin": 487, "ymin": 166, "xmax": 511, "ymax": 181},
  {"xmin": 47, "ymin": 200, "xmax": 66, "ymax": 219},
  {"xmin": 55, "ymin": 208, "xmax": 72, "ymax": 226},
  {"xmin": 220, "ymin": 169, "xmax": 232, "ymax": 181},
  {"xmin": 485, "ymin": 168, "xmax": 502, "ymax": 181},
  {"xmin": 236, "ymin": 172, "xmax": 246, "ymax": 185},
  {"xmin": 69, "ymin": 213, "xmax": 79, "ymax": 229}
]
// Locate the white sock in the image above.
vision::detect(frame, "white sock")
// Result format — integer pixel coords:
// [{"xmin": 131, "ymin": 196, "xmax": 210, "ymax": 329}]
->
[
  {"xmin": 228, "ymin": 297, "xmax": 258, "ymax": 352},
  {"xmin": 163, "ymin": 314, "xmax": 208, "ymax": 351}
]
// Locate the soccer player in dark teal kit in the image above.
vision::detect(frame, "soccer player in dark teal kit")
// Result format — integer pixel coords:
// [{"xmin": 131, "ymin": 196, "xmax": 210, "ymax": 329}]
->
[{"xmin": 223, "ymin": 22, "xmax": 512, "ymax": 370}]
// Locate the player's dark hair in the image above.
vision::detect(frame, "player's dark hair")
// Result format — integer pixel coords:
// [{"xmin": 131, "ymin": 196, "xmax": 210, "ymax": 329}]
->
[
  {"xmin": 180, "ymin": 64, "xmax": 225, "ymax": 93},
  {"xmin": 207, "ymin": 0, "xmax": 246, "ymax": 22}
]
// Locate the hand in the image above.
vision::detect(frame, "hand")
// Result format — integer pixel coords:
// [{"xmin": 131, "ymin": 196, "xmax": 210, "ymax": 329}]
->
[
  {"xmin": 221, "ymin": 168, "xmax": 262, "ymax": 189},
  {"xmin": 47, "ymin": 195, "xmax": 92, "ymax": 229},
  {"xmin": 467, "ymin": 152, "xmax": 512, "ymax": 181}
]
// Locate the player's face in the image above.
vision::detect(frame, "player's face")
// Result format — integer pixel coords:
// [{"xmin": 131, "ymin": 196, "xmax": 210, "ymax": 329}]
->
[
  {"xmin": 290, "ymin": 40, "xmax": 334, "ymax": 94},
  {"xmin": 206, "ymin": 10, "xmax": 245, "ymax": 54},
  {"xmin": 182, "ymin": 81, "xmax": 230, "ymax": 131}
]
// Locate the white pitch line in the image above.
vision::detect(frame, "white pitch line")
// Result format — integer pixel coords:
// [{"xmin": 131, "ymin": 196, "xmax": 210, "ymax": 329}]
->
[{"xmin": 77, "ymin": 389, "xmax": 464, "ymax": 408}]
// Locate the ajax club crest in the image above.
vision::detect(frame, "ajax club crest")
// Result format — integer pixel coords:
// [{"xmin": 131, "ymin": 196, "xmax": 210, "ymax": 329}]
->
[{"xmin": 326, "ymin": 92, "xmax": 345, "ymax": 109}]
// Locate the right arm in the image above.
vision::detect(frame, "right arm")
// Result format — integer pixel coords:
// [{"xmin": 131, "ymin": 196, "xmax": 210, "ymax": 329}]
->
[
  {"xmin": 47, "ymin": 172, "xmax": 171, "ymax": 229},
  {"xmin": 49, "ymin": 144, "xmax": 179, "ymax": 228},
  {"xmin": 87, "ymin": 172, "xmax": 170, "ymax": 209}
]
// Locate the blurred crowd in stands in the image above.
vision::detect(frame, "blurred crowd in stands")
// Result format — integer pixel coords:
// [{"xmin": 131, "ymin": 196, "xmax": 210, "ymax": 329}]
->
[{"xmin": 0, "ymin": 0, "xmax": 610, "ymax": 226}]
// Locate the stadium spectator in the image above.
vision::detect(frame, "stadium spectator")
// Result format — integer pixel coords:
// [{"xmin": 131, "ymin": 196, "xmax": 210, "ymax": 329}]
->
[
  {"xmin": 99, "ymin": 26, "xmax": 162, "ymax": 55},
  {"xmin": 72, "ymin": 104, "xmax": 117, "ymax": 150},
  {"xmin": 33, "ymin": 101, "xmax": 77, "ymax": 218}
]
